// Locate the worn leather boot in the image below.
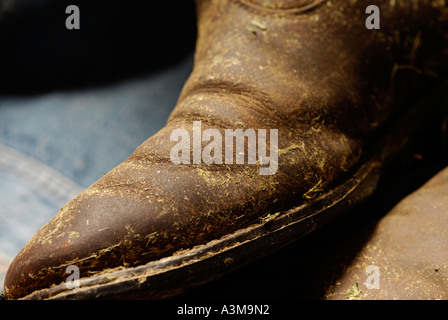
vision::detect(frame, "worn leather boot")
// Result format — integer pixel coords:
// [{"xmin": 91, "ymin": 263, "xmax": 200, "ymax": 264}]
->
[
  {"xmin": 326, "ymin": 166, "xmax": 448, "ymax": 300},
  {"xmin": 4, "ymin": 0, "xmax": 448, "ymax": 299}
]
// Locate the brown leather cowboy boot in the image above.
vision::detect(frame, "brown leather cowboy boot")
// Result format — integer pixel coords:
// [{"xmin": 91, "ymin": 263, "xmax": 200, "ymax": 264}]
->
[
  {"xmin": 326, "ymin": 166, "xmax": 448, "ymax": 300},
  {"xmin": 4, "ymin": 0, "xmax": 448, "ymax": 299}
]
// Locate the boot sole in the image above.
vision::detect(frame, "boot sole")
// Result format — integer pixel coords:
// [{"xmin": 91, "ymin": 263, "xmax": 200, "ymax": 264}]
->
[{"xmin": 22, "ymin": 80, "xmax": 448, "ymax": 300}]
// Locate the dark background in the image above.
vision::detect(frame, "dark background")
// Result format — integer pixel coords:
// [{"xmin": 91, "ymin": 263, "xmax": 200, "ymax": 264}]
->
[{"xmin": 0, "ymin": 0, "xmax": 197, "ymax": 93}]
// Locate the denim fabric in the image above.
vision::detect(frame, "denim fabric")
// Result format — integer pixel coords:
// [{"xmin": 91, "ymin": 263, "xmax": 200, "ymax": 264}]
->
[{"xmin": 0, "ymin": 53, "xmax": 194, "ymax": 295}]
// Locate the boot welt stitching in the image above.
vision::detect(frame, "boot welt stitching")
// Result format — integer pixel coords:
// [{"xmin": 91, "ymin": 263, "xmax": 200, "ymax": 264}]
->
[{"xmin": 235, "ymin": 0, "xmax": 327, "ymax": 15}]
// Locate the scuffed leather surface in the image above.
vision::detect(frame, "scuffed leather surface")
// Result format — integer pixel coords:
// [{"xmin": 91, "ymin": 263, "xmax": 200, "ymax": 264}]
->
[
  {"xmin": 4, "ymin": 0, "xmax": 448, "ymax": 299},
  {"xmin": 327, "ymin": 166, "xmax": 448, "ymax": 300}
]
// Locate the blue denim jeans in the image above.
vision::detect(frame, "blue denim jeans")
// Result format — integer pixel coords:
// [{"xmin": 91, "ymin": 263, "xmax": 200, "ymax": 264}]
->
[{"xmin": 0, "ymin": 53, "xmax": 194, "ymax": 294}]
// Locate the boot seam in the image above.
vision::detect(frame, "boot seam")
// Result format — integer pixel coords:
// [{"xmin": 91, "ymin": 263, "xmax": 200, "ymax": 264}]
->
[{"xmin": 233, "ymin": 0, "xmax": 327, "ymax": 16}]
